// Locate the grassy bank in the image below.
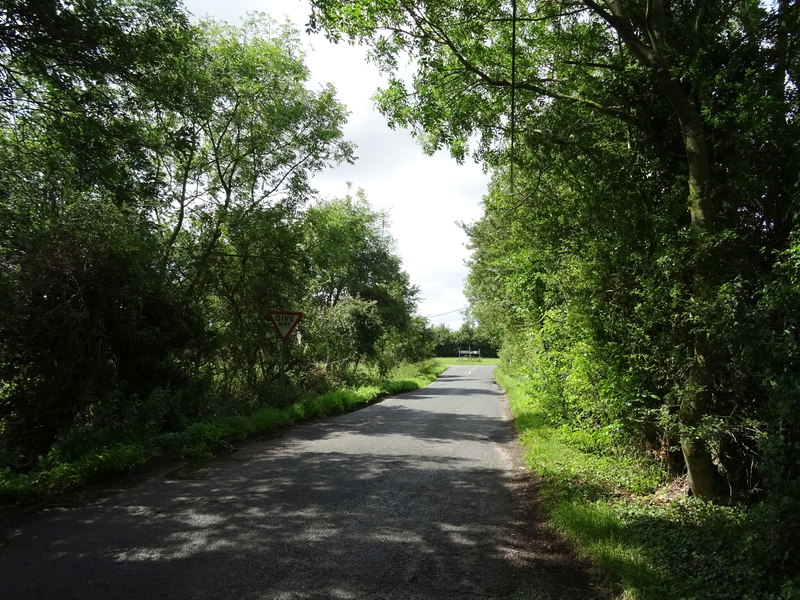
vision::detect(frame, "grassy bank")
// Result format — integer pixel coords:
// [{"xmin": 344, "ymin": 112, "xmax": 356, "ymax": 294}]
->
[
  {"xmin": 494, "ymin": 365, "xmax": 799, "ymax": 600},
  {"xmin": 0, "ymin": 360, "xmax": 444, "ymax": 506}
]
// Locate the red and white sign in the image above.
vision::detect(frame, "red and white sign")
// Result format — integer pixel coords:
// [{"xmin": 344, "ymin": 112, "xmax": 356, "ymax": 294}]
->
[{"xmin": 267, "ymin": 311, "xmax": 303, "ymax": 342}]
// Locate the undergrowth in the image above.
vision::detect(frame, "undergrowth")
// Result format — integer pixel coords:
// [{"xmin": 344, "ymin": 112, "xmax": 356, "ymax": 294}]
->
[
  {"xmin": 0, "ymin": 359, "xmax": 444, "ymax": 505},
  {"xmin": 494, "ymin": 366, "xmax": 800, "ymax": 600}
]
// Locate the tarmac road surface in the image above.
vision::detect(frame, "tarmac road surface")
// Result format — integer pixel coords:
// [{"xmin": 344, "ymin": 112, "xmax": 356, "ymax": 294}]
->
[{"xmin": 0, "ymin": 364, "xmax": 598, "ymax": 599}]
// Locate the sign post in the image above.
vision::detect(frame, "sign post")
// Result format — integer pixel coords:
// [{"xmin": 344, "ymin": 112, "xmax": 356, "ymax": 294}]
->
[{"xmin": 267, "ymin": 311, "xmax": 303, "ymax": 387}]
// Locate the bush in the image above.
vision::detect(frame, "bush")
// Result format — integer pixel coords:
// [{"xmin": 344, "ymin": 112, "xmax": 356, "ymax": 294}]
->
[{"xmin": 0, "ymin": 201, "xmax": 201, "ymax": 467}]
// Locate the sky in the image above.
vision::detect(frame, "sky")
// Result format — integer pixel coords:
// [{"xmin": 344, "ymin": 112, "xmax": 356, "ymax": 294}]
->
[{"xmin": 183, "ymin": 0, "xmax": 490, "ymax": 329}]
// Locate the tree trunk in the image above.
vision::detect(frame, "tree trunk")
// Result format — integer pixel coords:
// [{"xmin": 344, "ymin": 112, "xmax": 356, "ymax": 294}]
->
[
  {"xmin": 680, "ymin": 343, "xmax": 726, "ymax": 500},
  {"xmin": 660, "ymin": 76, "xmax": 726, "ymax": 501}
]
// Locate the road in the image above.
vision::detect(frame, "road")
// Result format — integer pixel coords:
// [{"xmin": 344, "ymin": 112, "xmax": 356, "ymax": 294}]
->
[{"xmin": 0, "ymin": 365, "xmax": 597, "ymax": 599}]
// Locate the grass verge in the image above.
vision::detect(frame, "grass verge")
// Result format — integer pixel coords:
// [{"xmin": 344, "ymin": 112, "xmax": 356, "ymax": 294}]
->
[
  {"xmin": 0, "ymin": 359, "xmax": 445, "ymax": 506},
  {"xmin": 495, "ymin": 365, "xmax": 799, "ymax": 600}
]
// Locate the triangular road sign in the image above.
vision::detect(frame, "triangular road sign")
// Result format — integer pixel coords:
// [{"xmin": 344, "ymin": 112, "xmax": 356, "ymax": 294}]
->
[{"xmin": 267, "ymin": 311, "xmax": 303, "ymax": 342}]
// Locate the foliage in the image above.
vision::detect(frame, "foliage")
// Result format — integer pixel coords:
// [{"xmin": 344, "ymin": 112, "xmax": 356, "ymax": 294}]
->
[
  {"xmin": 301, "ymin": 189, "xmax": 427, "ymax": 376},
  {"xmin": 1, "ymin": 0, "xmax": 190, "ymax": 465},
  {"xmin": 375, "ymin": 315, "xmax": 437, "ymax": 374},
  {"xmin": 309, "ymin": 296, "xmax": 384, "ymax": 373},
  {"xmin": 1, "ymin": 0, "xmax": 191, "ymax": 99}
]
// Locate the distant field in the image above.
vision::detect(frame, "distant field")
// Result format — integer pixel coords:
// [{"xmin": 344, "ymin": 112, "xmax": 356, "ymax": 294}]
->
[{"xmin": 435, "ymin": 357, "xmax": 500, "ymax": 367}]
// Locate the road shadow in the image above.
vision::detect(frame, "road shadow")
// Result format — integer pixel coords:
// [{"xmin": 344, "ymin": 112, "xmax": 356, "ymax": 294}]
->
[{"xmin": 1, "ymin": 450, "xmax": 598, "ymax": 599}]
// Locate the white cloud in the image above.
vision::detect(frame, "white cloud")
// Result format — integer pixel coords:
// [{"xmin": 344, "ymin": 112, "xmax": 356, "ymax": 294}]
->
[{"xmin": 182, "ymin": 0, "xmax": 489, "ymax": 328}]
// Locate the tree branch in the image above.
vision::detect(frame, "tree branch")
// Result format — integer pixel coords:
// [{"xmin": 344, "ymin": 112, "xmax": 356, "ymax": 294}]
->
[
  {"xmin": 400, "ymin": 1, "xmax": 635, "ymax": 123},
  {"xmin": 582, "ymin": 0, "xmax": 657, "ymax": 67}
]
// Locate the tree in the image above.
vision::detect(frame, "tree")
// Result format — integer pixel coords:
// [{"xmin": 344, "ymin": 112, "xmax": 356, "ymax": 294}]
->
[
  {"xmin": 309, "ymin": 0, "xmax": 799, "ymax": 500},
  {"xmin": 145, "ymin": 16, "xmax": 355, "ymax": 403},
  {"xmin": 152, "ymin": 16, "xmax": 354, "ymax": 294},
  {"xmin": 1, "ymin": 0, "xmax": 191, "ymax": 105},
  {"xmin": 302, "ymin": 189, "xmax": 420, "ymax": 374},
  {"xmin": 205, "ymin": 206, "xmax": 309, "ymax": 404},
  {"xmin": 379, "ymin": 315, "xmax": 436, "ymax": 370},
  {"xmin": 0, "ymin": 202, "xmax": 198, "ymax": 464},
  {"xmin": 0, "ymin": 0, "xmax": 194, "ymax": 211}
]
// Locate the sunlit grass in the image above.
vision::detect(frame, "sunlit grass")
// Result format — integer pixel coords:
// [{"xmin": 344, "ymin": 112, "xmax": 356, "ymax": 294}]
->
[
  {"xmin": 495, "ymin": 365, "xmax": 798, "ymax": 600},
  {"xmin": 551, "ymin": 501, "xmax": 668, "ymax": 600},
  {"xmin": 495, "ymin": 364, "xmax": 676, "ymax": 597}
]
